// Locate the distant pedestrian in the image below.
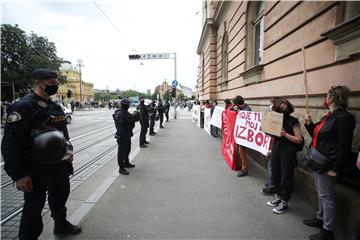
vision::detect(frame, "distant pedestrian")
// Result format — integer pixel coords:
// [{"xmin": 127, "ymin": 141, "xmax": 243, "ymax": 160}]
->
[
  {"xmin": 157, "ymin": 100, "xmax": 165, "ymax": 128},
  {"xmin": 164, "ymin": 100, "xmax": 170, "ymax": 122},
  {"xmin": 113, "ymin": 98, "xmax": 139, "ymax": 175},
  {"xmin": 149, "ymin": 100, "xmax": 157, "ymax": 136},
  {"xmin": 266, "ymin": 97, "xmax": 303, "ymax": 214},
  {"xmin": 137, "ymin": 96, "xmax": 150, "ymax": 148},
  {"xmin": 70, "ymin": 100, "xmax": 75, "ymax": 112}
]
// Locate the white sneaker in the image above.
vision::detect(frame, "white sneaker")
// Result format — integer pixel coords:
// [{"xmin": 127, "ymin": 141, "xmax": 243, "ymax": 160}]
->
[{"xmin": 266, "ymin": 195, "xmax": 281, "ymax": 207}]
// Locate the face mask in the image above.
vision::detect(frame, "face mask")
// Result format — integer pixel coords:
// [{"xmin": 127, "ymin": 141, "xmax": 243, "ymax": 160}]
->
[
  {"xmin": 323, "ymin": 98, "xmax": 329, "ymax": 109},
  {"xmin": 42, "ymin": 84, "xmax": 58, "ymax": 95}
]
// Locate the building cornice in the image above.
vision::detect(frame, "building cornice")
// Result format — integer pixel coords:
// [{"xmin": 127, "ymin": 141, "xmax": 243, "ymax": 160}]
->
[
  {"xmin": 196, "ymin": 18, "xmax": 217, "ymax": 54},
  {"xmin": 213, "ymin": 1, "xmax": 231, "ymax": 23}
]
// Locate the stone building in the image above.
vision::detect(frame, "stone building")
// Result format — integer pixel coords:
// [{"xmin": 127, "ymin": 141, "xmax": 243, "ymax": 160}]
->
[
  {"xmin": 56, "ymin": 61, "xmax": 94, "ymax": 103},
  {"xmin": 196, "ymin": 0, "xmax": 360, "ymax": 231}
]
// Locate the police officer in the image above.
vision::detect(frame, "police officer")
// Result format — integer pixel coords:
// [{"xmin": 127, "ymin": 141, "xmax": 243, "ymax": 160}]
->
[
  {"xmin": 164, "ymin": 100, "xmax": 170, "ymax": 122},
  {"xmin": 1, "ymin": 69, "xmax": 81, "ymax": 239},
  {"xmin": 113, "ymin": 98, "xmax": 138, "ymax": 175},
  {"xmin": 137, "ymin": 96, "xmax": 149, "ymax": 148},
  {"xmin": 157, "ymin": 100, "xmax": 165, "ymax": 128},
  {"xmin": 149, "ymin": 100, "xmax": 157, "ymax": 136}
]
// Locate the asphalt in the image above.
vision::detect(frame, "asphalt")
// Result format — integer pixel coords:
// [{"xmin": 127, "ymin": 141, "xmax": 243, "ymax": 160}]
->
[{"xmin": 64, "ymin": 110, "xmax": 317, "ymax": 240}]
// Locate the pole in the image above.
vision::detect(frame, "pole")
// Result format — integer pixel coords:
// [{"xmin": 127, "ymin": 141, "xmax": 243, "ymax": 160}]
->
[
  {"xmin": 174, "ymin": 52, "xmax": 177, "ymax": 120},
  {"xmin": 300, "ymin": 35, "xmax": 309, "ymax": 115},
  {"xmin": 77, "ymin": 59, "xmax": 84, "ymax": 102}
]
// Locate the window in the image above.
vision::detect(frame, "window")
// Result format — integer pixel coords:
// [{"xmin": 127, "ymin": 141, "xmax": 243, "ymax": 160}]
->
[
  {"xmin": 246, "ymin": 0, "xmax": 264, "ymax": 68},
  {"xmin": 202, "ymin": 53, "xmax": 205, "ymax": 91},
  {"xmin": 253, "ymin": 1, "xmax": 264, "ymax": 66},
  {"xmin": 221, "ymin": 23, "xmax": 229, "ymax": 83}
]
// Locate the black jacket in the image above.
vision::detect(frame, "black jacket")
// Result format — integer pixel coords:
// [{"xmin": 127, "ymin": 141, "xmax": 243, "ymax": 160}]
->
[
  {"xmin": 305, "ymin": 108, "xmax": 355, "ymax": 172},
  {"xmin": 113, "ymin": 109, "xmax": 135, "ymax": 139},
  {"xmin": 1, "ymin": 93, "xmax": 71, "ymax": 181},
  {"xmin": 137, "ymin": 103, "xmax": 149, "ymax": 127}
]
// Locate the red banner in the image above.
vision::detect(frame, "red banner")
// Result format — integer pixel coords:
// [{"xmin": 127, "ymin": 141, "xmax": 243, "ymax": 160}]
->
[{"xmin": 221, "ymin": 109, "xmax": 239, "ymax": 171}]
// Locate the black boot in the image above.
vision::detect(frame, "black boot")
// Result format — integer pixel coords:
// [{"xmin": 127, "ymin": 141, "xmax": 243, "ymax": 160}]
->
[
  {"xmin": 125, "ymin": 162, "xmax": 135, "ymax": 168},
  {"xmin": 54, "ymin": 220, "xmax": 81, "ymax": 236},
  {"xmin": 303, "ymin": 218, "xmax": 323, "ymax": 228},
  {"xmin": 119, "ymin": 167, "xmax": 129, "ymax": 175},
  {"xmin": 309, "ymin": 228, "xmax": 334, "ymax": 240}
]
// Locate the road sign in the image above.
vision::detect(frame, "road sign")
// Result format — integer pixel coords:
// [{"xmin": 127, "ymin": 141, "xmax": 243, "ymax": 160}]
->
[
  {"xmin": 172, "ymin": 80, "xmax": 178, "ymax": 87},
  {"xmin": 129, "ymin": 53, "xmax": 171, "ymax": 60}
]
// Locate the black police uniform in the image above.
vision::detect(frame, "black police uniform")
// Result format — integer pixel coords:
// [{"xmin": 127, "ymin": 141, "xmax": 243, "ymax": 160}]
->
[
  {"xmin": 113, "ymin": 101, "xmax": 136, "ymax": 174},
  {"xmin": 137, "ymin": 101, "xmax": 149, "ymax": 146},
  {"xmin": 149, "ymin": 101, "xmax": 157, "ymax": 135},
  {"xmin": 1, "ymin": 93, "xmax": 75, "ymax": 239},
  {"xmin": 157, "ymin": 101, "xmax": 165, "ymax": 128},
  {"xmin": 164, "ymin": 101, "xmax": 170, "ymax": 122}
]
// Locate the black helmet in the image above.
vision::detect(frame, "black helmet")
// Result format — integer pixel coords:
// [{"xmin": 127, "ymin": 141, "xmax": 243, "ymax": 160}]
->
[{"xmin": 31, "ymin": 127, "xmax": 69, "ymax": 165}]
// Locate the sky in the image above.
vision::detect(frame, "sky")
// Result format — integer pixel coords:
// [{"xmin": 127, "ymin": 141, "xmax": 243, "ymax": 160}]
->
[{"xmin": 2, "ymin": 0, "xmax": 203, "ymax": 93}]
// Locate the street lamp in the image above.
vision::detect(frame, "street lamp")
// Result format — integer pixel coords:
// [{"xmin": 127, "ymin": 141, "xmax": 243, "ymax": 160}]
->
[{"xmin": 76, "ymin": 59, "xmax": 84, "ymax": 102}]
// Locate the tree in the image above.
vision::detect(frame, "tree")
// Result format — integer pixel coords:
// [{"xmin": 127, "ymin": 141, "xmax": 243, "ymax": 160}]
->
[
  {"xmin": 177, "ymin": 92, "xmax": 185, "ymax": 101},
  {"xmin": 152, "ymin": 90, "xmax": 159, "ymax": 100},
  {"xmin": 163, "ymin": 90, "xmax": 170, "ymax": 102},
  {"xmin": 1, "ymin": 24, "xmax": 64, "ymax": 100}
]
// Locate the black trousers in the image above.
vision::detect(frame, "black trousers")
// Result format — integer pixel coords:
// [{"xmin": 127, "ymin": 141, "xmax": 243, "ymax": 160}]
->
[
  {"xmin": 149, "ymin": 118, "xmax": 155, "ymax": 134},
  {"xmin": 271, "ymin": 143, "xmax": 297, "ymax": 202},
  {"xmin": 139, "ymin": 125, "xmax": 148, "ymax": 145},
  {"xmin": 117, "ymin": 138, "xmax": 131, "ymax": 168},
  {"xmin": 159, "ymin": 113, "xmax": 164, "ymax": 127},
  {"xmin": 165, "ymin": 111, "xmax": 169, "ymax": 121},
  {"xmin": 19, "ymin": 164, "xmax": 70, "ymax": 240}
]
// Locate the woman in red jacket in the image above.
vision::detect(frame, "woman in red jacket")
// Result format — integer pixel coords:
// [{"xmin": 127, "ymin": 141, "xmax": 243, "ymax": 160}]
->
[{"xmin": 303, "ymin": 86, "xmax": 356, "ymax": 240}]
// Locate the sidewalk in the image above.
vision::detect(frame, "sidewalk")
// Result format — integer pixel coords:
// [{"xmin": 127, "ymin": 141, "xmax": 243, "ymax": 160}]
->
[{"xmin": 67, "ymin": 111, "xmax": 316, "ymax": 239}]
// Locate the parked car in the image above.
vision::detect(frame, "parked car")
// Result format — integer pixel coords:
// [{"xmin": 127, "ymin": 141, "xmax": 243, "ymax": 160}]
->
[{"xmin": 59, "ymin": 103, "xmax": 73, "ymax": 124}]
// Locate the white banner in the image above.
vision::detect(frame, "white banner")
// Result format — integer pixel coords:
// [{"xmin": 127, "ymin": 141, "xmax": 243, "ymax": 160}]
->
[
  {"xmin": 191, "ymin": 107, "xmax": 197, "ymax": 123},
  {"xmin": 210, "ymin": 106, "xmax": 225, "ymax": 129},
  {"xmin": 234, "ymin": 111, "xmax": 271, "ymax": 156},
  {"xmin": 196, "ymin": 105, "xmax": 201, "ymax": 128},
  {"xmin": 204, "ymin": 108, "xmax": 211, "ymax": 135}
]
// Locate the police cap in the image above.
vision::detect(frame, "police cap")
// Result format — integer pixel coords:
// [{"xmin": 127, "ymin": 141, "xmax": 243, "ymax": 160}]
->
[
  {"xmin": 31, "ymin": 69, "xmax": 58, "ymax": 80},
  {"xmin": 120, "ymin": 98, "xmax": 131, "ymax": 105}
]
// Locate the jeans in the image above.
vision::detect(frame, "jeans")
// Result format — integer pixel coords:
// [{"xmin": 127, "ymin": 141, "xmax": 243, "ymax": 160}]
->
[{"xmin": 314, "ymin": 172, "xmax": 336, "ymax": 231}]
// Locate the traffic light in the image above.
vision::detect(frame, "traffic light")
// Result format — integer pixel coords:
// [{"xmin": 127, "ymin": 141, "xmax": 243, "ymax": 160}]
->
[
  {"xmin": 129, "ymin": 54, "xmax": 141, "ymax": 60},
  {"xmin": 171, "ymin": 87, "xmax": 176, "ymax": 98},
  {"xmin": 66, "ymin": 89, "xmax": 72, "ymax": 98}
]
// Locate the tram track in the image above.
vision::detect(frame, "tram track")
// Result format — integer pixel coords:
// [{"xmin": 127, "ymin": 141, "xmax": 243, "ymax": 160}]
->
[{"xmin": 1, "ymin": 126, "xmax": 141, "ymax": 225}]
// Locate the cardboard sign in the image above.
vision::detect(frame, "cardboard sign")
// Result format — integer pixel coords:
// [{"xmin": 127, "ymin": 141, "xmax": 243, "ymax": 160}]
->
[
  {"xmin": 261, "ymin": 111, "xmax": 283, "ymax": 137},
  {"xmin": 204, "ymin": 108, "xmax": 211, "ymax": 135},
  {"xmin": 210, "ymin": 106, "xmax": 225, "ymax": 129},
  {"xmin": 234, "ymin": 111, "xmax": 271, "ymax": 156},
  {"xmin": 221, "ymin": 110, "xmax": 238, "ymax": 170}
]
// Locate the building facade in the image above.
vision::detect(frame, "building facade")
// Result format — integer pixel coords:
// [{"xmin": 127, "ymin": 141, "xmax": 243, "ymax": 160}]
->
[
  {"xmin": 56, "ymin": 62, "xmax": 94, "ymax": 103},
  {"xmin": 196, "ymin": 0, "xmax": 360, "ymax": 230}
]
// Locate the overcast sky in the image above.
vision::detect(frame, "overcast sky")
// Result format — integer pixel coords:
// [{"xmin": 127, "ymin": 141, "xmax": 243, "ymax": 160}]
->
[{"xmin": 2, "ymin": 0, "xmax": 203, "ymax": 93}]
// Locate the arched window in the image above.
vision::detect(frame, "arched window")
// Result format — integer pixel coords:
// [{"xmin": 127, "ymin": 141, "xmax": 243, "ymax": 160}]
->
[
  {"xmin": 246, "ymin": 0, "xmax": 264, "ymax": 68},
  {"xmin": 221, "ymin": 22, "xmax": 229, "ymax": 83},
  {"xmin": 202, "ymin": 52, "xmax": 205, "ymax": 91}
]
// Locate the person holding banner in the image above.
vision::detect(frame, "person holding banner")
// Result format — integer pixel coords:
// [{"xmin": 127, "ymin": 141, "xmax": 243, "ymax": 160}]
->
[
  {"xmin": 210, "ymin": 100, "xmax": 219, "ymax": 137},
  {"xmin": 303, "ymin": 86, "xmax": 355, "ymax": 240},
  {"xmin": 266, "ymin": 98, "xmax": 303, "ymax": 214},
  {"xmin": 224, "ymin": 99, "xmax": 233, "ymax": 109},
  {"xmin": 231, "ymin": 96, "xmax": 252, "ymax": 177}
]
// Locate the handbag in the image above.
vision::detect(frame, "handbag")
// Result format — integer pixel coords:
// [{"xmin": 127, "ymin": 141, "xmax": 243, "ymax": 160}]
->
[{"xmin": 303, "ymin": 147, "xmax": 332, "ymax": 173}]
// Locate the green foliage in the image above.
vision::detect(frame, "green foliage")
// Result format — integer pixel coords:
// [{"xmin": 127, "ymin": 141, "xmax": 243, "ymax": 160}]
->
[
  {"xmin": 163, "ymin": 90, "xmax": 170, "ymax": 102},
  {"xmin": 1, "ymin": 24, "xmax": 63, "ymax": 100},
  {"xmin": 152, "ymin": 90, "xmax": 159, "ymax": 100},
  {"xmin": 177, "ymin": 92, "xmax": 185, "ymax": 100}
]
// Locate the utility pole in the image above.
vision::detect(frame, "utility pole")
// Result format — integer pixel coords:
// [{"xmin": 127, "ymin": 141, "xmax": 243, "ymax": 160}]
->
[
  {"xmin": 173, "ymin": 52, "xmax": 177, "ymax": 119},
  {"xmin": 76, "ymin": 59, "xmax": 84, "ymax": 102}
]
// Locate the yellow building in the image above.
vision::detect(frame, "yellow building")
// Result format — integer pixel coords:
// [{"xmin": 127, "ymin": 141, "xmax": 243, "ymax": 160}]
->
[{"xmin": 56, "ymin": 62, "xmax": 94, "ymax": 103}]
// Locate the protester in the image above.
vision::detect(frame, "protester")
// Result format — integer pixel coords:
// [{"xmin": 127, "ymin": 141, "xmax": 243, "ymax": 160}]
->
[
  {"xmin": 303, "ymin": 86, "xmax": 355, "ymax": 240},
  {"xmin": 265, "ymin": 97, "xmax": 303, "ymax": 214},
  {"xmin": 230, "ymin": 96, "xmax": 251, "ymax": 177},
  {"xmin": 224, "ymin": 99, "xmax": 232, "ymax": 109}
]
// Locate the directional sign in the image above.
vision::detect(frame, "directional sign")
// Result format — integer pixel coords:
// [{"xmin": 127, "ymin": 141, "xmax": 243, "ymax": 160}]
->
[
  {"xmin": 172, "ymin": 80, "xmax": 178, "ymax": 87},
  {"xmin": 129, "ymin": 53, "xmax": 171, "ymax": 60}
]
